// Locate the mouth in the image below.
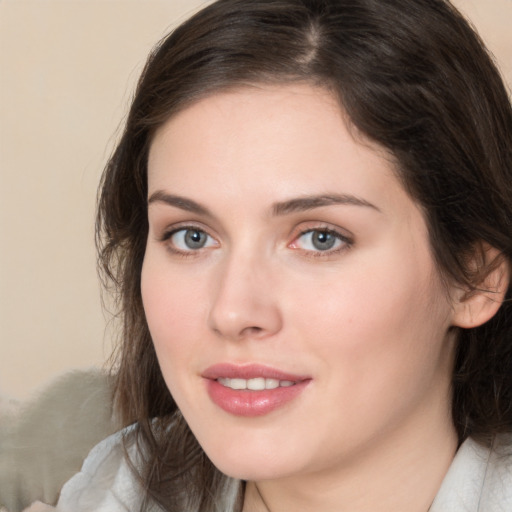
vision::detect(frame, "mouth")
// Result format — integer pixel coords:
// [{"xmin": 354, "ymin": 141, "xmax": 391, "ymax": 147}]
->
[
  {"xmin": 217, "ymin": 377, "xmax": 296, "ymax": 390},
  {"xmin": 202, "ymin": 363, "xmax": 310, "ymax": 417},
  {"xmin": 202, "ymin": 363, "xmax": 308, "ymax": 386}
]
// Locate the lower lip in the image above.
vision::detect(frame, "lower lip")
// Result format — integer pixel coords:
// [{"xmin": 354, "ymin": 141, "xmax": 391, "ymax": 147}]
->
[{"xmin": 206, "ymin": 379, "xmax": 310, "ymax": 417}]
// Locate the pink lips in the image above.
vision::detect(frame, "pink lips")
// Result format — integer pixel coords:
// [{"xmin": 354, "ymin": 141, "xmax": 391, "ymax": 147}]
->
[{"xmin": 202, "ymin": 363, "xmax": 311, "ymax": 417}]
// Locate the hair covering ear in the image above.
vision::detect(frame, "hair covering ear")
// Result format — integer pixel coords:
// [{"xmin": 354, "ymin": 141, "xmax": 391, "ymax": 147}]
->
[{"xmin": 452, "ymin": 245, "xmax": 510, "ymax": 329}]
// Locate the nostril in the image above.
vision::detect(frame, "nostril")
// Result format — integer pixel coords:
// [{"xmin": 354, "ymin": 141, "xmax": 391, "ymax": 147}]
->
[
  {"xmin": 231, "ymin": 326, "xmax": 265, "ymax": 339},
  {"xmin": 211, "ymin": 324, "xmax": 265, "ymax": 340},
  {"xmin": 243, "ymin": 326, "xmax": 263, "ymax": 336}
]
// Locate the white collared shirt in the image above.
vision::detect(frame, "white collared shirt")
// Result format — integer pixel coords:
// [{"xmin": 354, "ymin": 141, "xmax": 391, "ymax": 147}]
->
[{"xmin": 57, "ymin": 429, "xmax": 512, "ymax": 512}]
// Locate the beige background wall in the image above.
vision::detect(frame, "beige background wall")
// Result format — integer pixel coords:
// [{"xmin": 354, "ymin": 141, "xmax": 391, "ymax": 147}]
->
[
  {"xmin": 0, "ymin": 0, "xmax": 511, "ymax": 401},
  {"xmin": 0, "ymin": 0, "xmax": 209, "ymax": 400}
]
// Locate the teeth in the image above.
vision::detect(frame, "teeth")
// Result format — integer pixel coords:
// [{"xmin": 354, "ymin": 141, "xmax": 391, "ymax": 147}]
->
[
  {"xmin": 217, "ymin": 377, "xmax": 295, "ymax": 390},
  {"xmin": 247, "ymin": 377, "xmax": 265, "ymax": 390},
  {"xmin": 230, "ymin": 378, "xmax": 247, "ymax": 390},
  {"xmin": 265, "ymin": 379, "xmax": 279, "ymax": 389}
]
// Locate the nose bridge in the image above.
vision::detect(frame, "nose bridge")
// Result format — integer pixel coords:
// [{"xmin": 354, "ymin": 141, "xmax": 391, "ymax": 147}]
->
[{"xmin": 208, "ymin": 244, "xmax": 282, "ymax": 341}]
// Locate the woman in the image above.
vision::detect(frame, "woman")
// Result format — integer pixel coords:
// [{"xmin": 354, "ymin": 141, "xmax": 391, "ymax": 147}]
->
[{"xmin": 57, "ymin": 0, "xmax": 512, "ymax": 510}]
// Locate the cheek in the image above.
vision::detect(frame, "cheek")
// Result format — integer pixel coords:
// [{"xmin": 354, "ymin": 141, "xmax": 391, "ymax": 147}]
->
[
  {"xmin": 141, "ymin": 254, "xmax": 208, "ymax": 375},
  {"xmin": 288, "ymin": 245, "xmax": 452, "ymax": 391},
  {"xmin": 289, "ymin": 264, "xmax": 453, "ymax": 453},
  {"xmin": 296, "ymin": 262, "xmax": 438, "ymax": 338}
]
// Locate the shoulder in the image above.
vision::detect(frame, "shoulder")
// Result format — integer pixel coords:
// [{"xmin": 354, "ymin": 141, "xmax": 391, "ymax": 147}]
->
[
  {"xmin": 56, "ymin": 424, "xmax": 148, "ymax": 512},
  {"xmin": 56, "ymin": 422, "xmax": 241, "ymax": 512},
  {"xmin": 431, "ymin": 434, "xmax": 512, "ymax": 512}
]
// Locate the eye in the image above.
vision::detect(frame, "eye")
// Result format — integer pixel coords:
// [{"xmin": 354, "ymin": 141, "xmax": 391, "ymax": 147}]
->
[
  {"xmin": 166, "ymin": 227, "xmax": 217, "ymax": 252},
  {"xmin": 290, "ymin": 228, "xmax": 350, "ymax": 253}
]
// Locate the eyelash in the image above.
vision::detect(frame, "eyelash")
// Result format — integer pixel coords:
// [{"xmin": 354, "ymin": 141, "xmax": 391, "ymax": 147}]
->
[
  {"xmin": 290, "ymin": 227, "xmax": 353, "ymax": 258},
  {"xmin": 160, "ymin": 225, "xmax": 218, "ymax": 257},
  {"xmin": 158, "ymin": 225, "xmax": 353, "ymax": 258}
]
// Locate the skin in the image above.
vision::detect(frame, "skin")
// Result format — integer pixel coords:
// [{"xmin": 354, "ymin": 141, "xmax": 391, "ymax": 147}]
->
[{"xmin": 142, "ymin": 84, "xmax": 465, "ymax": 511}]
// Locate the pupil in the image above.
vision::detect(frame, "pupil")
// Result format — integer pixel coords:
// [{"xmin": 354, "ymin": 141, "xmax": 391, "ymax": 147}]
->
[
  {"xmin": 185, "ymin": 230, "xmax": 206, "ymax": 249},
  {"xmin": 312, "ymin": 231, "xmax": 335, "ymax": 250}
]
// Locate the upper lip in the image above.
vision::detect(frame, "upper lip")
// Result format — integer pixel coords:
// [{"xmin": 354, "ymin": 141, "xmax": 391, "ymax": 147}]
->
[{"xmin": 202, "ymin": 363, "xmax": 310, "ymax": 382}]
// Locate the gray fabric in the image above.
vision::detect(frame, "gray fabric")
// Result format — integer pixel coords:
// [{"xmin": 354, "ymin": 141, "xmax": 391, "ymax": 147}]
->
[
  {"xmin": 57, "ymin": 427, "xmax": 146, "ymax": 512},
  {"xmin": 0, "ymin": 370, "xmax": 115, "ymax": 512}
]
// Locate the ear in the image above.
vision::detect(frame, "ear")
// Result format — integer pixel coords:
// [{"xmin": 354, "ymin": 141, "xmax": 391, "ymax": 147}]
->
[{"xmin": 451, "ymin": 245, "xmax": 510, "ymax": 329}]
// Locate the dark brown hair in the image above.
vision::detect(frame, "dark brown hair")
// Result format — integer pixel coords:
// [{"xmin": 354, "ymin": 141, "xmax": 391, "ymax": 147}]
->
[{"xmin": 96, "ymin": 0, "xmax": 512, "ymax": 510}]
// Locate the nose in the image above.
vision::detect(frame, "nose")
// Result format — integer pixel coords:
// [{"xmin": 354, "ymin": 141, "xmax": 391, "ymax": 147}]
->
[{"xmin": 207, "ymin": 252, "xmax": 283, "ymax": 341}]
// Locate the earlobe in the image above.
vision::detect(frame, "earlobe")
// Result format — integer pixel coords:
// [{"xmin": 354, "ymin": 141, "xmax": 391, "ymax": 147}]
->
[{"xmin": 452, "ymin": 246, "xmax": 510, "ymax": 329}]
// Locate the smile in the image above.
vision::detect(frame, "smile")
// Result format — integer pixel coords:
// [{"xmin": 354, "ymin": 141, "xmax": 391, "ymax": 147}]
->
[
  {"xmin": 203, "ymin": 364, "xmax": 310, "ymax": 416},
  {"xmin": 217, "ymin": 377, "xmax": 295, "ymax": 390}
]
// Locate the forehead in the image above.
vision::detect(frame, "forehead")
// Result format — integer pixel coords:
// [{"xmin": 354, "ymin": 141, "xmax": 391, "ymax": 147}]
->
[
  {"xmin": 150, "ymin": 85, "xmax": 388, "ymax": 170},
  {"xmin": 147, "ymin": 84, "xmax": 413, "ymax": 220},
  {"xmin": 149, "ymin": 83, "xmax": 346, "ymax": 153}
]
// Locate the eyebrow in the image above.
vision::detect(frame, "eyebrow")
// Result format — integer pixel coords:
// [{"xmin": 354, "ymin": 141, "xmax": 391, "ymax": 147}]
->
[
  {"xmin": 148, "ymin": 190, "xmax": 380, "ymax": 217},
  {"xmin": 272, "ymin": 194, "xmax": 381, "ymax": 216},
  {"xmin": 148, "ymin": 191, "xmax": 211, "ymax": 216}
]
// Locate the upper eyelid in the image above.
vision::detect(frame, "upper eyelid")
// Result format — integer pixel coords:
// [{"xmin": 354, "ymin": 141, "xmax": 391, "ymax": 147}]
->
[
  {"xmin": 158, "ymin": 222, "xmax": 215, "ymax": 239},
  {"xmin": 147, "ymin": 209, "xmax": 225, "ymax": 238},
  {"xmin": 297, "ymin": 226, "xmax": 350, "ymax": 238},
  {"xmin": 291, "ymin": 221, "xmax": 354, "ymax": 241},
  {"xmin": 293, "ymin": 228, "xmax": 352, "ymax": 246}
]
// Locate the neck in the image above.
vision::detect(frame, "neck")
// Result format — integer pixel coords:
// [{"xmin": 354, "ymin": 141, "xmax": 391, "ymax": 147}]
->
[{"xmin": 242, "ymin": 401, "xmax": 458, "ymax": 512}]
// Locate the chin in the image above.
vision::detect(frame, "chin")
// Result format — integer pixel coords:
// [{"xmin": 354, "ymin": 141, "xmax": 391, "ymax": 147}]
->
[
  {"xmin": 214, "ymin": 459, "xmax": 292, "ymax": 482},
  {"xmin": 200, "ymin": 437, "xmax": 303, "ymax": 482}
]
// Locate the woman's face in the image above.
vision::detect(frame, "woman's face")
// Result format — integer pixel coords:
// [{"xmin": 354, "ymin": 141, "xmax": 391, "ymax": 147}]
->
[{"xmin": 142, "ymin": 84, "xmax": 458, "ymax": 481}]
